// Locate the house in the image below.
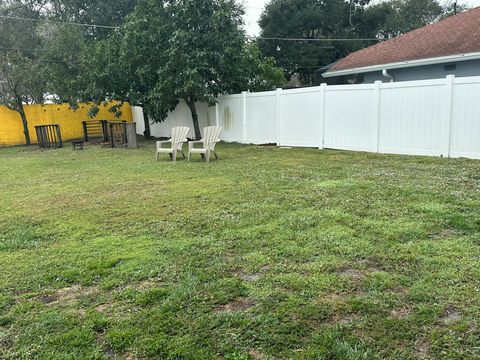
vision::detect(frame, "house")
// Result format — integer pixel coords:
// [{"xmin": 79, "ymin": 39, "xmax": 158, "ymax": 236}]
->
[{"xmin": 322, "ymin": 7, "xmax": 480, "ymax": 83}]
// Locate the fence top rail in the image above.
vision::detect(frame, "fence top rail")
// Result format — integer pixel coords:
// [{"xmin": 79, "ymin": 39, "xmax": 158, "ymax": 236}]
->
[
  {"xmin": 381, "ymin": 78, "xmax": 447, "ymax": 89},
  {"xmin": 280, "ymin": 86, "xmax": 324, "ymax": 95},
  {"xmin": 452, "ymin": 75, "xmax": 480, "ymax": 85},
  {"xmin": 218, "ymin": 75, "xmax": 480, "ymax": 99},
  {"xmin": 219, "ymin": 93, "xmax": 243, "ymax": 100},
  {"xmin": 246, "ymin": 90, "xmax": 277, "ymax": 98}
]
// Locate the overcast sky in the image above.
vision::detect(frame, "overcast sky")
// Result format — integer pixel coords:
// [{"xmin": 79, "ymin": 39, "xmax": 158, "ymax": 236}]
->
[{"xmin": 243, "ymin": 0, "xmax": 480, "ymax": 36}]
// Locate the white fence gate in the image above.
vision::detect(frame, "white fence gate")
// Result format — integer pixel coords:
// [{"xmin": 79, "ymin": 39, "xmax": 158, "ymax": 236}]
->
[{"xmin": 134, "ymin": 75, "xmax": 480, "ymax": 160}]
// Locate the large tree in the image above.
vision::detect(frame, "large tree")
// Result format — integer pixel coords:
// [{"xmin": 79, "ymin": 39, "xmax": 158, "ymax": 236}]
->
[
  {"xmin": 84, "ymin": 0, "xmax": 284, "ymax": 140},
  {"xmin": 0, "ymin": 1, "xmax": 48, "ymax": 145},
  {"xmin": 258, "ymin": 0, "xmax": 373, "ymax": 85},
  {"xmin": 359, "ymin": 0, "xmax": 445, "ymax": 39}
]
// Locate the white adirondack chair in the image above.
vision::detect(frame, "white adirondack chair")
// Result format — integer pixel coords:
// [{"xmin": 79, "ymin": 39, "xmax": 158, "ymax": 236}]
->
[
  {"xmin": 156, "ymin": 126, "xmax": 190, "ymax": 162},
  {"xmin": 188, "ymin": 126, "xmax": 222, "ymax": 163}
]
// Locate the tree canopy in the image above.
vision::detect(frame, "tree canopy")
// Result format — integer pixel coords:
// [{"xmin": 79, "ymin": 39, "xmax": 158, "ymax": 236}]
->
[
  {"xmin": 258, "ymin": 0, "xmax": 375, "ymax": 84},
  {"xmin": 0, "ymin": 0, "xmax": 141, "ymax": 144},
  {"xmin": 83, "ymin": 0, "xmax": 285, "ymax": 139},
  {"xmin": 361, "ymin": 0, "xmax": 445, "ymax": 39},
  {"xmin": 0, "ymin": 1, "xmax": 49, "ymax": 145}
]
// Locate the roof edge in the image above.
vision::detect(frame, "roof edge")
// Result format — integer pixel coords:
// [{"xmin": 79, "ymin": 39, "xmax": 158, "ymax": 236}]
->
[{"xmin": 323, "ymin": 52, "xmax": 480, "ymax": 77}]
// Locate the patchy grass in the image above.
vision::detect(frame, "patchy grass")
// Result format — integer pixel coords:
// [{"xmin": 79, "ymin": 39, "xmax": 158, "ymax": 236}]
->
[{"xmin": 0, "ymin": 140, "xmax": 479, "ymax": 359}]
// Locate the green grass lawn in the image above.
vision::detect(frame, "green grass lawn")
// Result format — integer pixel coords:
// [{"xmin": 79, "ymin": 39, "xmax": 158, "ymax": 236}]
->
[{"xmin": 1, "ymin": 140, "xmax": 479, "ymax": 359}]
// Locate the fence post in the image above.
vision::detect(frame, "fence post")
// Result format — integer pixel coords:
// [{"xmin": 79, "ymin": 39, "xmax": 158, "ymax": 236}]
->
[
  {"xmin": 374, "ymin": 81, "xmax": 382, "ymax": 153},
  {"xmin": 55, "ymin": 124, "xmax": 63, "ymax": 148},
  {"xmin": 445, "ymin": 75, "xmax": 455, "ymax": 158},
  {"xmin": 215, "ymin": 101, "xmax": 219, "ymax": 127},
  {"xmin": 242, "ymin": 91, "xmax": 248, "ymax": 143},
  {"xmin": 82, "ymin": 121, "xmax": 88, "ymax": 142},
  {"xmin": 319, "ymin": 83, "xmax": 327, "ymax": 149},
  {"xmin": 276, "ymin": 88, "xmax": 283, "ymax": 146}
]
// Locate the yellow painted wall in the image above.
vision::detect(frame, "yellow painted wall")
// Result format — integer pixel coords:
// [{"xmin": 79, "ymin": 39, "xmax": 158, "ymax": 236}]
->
[{"xmin": 0, "ymin": 102, "xmax": 133, "ymax": 146}]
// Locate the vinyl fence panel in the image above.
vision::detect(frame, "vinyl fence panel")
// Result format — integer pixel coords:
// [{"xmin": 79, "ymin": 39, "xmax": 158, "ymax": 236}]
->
[
  {"xmin": 450, "ymin": 77, "xmax": 480, "ymax": 159},
  {"xmin": 324, "ymin": 84, "xmax": 378, "ymax": 152},
  {"xmin": 245, "ymin": 91, "xmax": 277, "ymax": 144},
  {"xmin": 378, "ymin": 79, "xmax": 449, "ymax": 156},
  {"xmin": 217, "ymin": 94, "xmax": 245, "ymax": 142},
  {"xmin": 280, "ymin": 87, "xmax": 324, "ymax": 147}
]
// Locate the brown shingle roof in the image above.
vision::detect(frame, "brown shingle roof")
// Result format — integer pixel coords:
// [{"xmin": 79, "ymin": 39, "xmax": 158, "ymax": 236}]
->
[{"xmin": 328, "ymin": 7, "xmax": 480, "ymax": 73}]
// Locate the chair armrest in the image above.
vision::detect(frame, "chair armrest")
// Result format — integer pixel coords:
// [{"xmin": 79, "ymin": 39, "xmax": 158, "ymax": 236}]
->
[
  {"xmin": 188, "ymin": 140, "xmax": 204, "ymax": 150},
  {"xmin": 156, "ymin": 140, "xmax": 172, "ymax": 149}
]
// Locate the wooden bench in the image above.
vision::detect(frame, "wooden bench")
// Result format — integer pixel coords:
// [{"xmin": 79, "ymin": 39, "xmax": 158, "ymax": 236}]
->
[{"xmin": 71, "ymin": 140, "xmax": 85, "ymax": 150}]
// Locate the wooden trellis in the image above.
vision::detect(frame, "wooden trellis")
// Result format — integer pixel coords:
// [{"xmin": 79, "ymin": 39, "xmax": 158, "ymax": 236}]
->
[
  {"xmin": 35, "ymin": 124, "xmax": 63, "ymax": 149},
  {"xmin": 82, "ymin": 120, "xmax": 128, "ymax": 144},
  {"xmin": 109, "ymin": 122, "xmax": 128, "ymax": 147},
  {"xmin": 82, "ymin": 120, "xmax": 109, "ymax": 143}
]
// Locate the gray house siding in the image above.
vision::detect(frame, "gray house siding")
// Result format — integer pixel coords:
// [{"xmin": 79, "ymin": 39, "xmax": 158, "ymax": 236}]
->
[{"xmin": 363, "ymin": 59, "xmax": 480, "ymax": 83}]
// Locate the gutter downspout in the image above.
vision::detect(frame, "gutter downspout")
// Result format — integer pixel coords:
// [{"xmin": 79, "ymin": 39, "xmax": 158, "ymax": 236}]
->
[{"xmin": 382, "ymin": 69, "xmax": 394, "ymax": 82}]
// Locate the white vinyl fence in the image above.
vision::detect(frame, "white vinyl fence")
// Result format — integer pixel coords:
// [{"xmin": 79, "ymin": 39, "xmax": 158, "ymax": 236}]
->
[
  {"xmin": 134, "ymin": 100, "xmax": 216, "ymax": 139},
  {"xmin": 134, "ymin": 75, "xmax": 480, "ymax": 159}
]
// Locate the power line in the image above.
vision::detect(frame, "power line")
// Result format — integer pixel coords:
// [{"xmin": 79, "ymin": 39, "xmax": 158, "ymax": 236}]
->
[
  {"xmin": 0, "ymin": 15, "xmax": 119, "ymax": 29},
  {"xmin": 255, "ymin": 37, "xmax": 379, "ymax": 42},
  {"xmin": 0, "ymin": 16, "xmax": 378, "ymax": 42},
  {"xmin": 244, "ymin": 5, "xmax": 264, "ymax": 10},
  {"xmin": 0, "ymin": 46, "xmax": 83, "ymax": 54}
]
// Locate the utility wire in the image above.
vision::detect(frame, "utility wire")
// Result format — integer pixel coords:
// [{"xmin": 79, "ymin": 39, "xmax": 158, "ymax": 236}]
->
[
  {"xmin": 0, "ymin": 16, "xmax": 379, "ymax": 41},
  {"xmin": 0, "ymin": 46, "xmax": 82, "ymax": 54},
  {"xmin": 0, "ymin": 16, "xmax": 377, "ymax": 42},
  {"xmin": 255, "ymin": 37, "xmax": 379, "ymax": 42},
  {"xmin": 0, "ymin": 15, "xmax": 119, "ymax": 29}
]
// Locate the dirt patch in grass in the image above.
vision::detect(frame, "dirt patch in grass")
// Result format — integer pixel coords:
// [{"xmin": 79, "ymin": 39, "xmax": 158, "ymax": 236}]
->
[
  {"xmin": 248, "ymin": 349, "xmax": 266, "ymax": 358},
  {"xmin": 54, "ymin": 285, "xmax": 98, "ymax": 304},
  {"xmin": 36, "ymin": 294, "xmax": 57, "ymax": 305},
  {"xmin": 329, "ymin": 313, "xmax": 362, "ymax": 326},
  {"xmin": 439, "ymin": 306, "xmax": 462, "ymax": 325},
  {"xmin": 431, "ymin": 228, "xmax": 460, "ymax": 239},
  {"xmin": 321, "ymin": 293, "xmax": 346, "ymax": 303},
  {"xmin": 135, "ymin": 278, "xmax": 162, "ymax": 290},
  {"xmin": 318, "ymin": 290, "xmax": 366, "ymax": 307},
  {"xmin": 234, "ymin": 271, "xmax": 261, "ymax": 282},
  {"xmin": 390, "ymin": 307, "xmax": 412, "ymax": 319},
  {"xmin": 233, "ymin": 265, "xmax": 270, "ymax": 282},
  {"xmin": 32, "ymin": 285, "xmax": 99, "ymax": 307},
  {"xmin": 414, "ymin": 338, "xmax": 430, "ymax": 359},
  {"xmin": 393, "ymin": 285, "xmax": 410, "ymax": 296},
  {"xmin": 337, "ymin": 268, "xmax": 364, "ymax": 281},
  {"xmin": 95, "ymin": 303, "xmax": 112, "ymax": 313},
  {"xmin": 317, "ymin": 293, "xmax": 363, "ymax": 326},
  {"xmin": 214, "ymin": 298, "xmax": 256, "ymax": 312}
]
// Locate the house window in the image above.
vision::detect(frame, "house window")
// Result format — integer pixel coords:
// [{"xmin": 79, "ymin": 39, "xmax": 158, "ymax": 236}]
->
[{"xmin": 444, "ymin": 64, "xmax": 457, "ymax": 71}]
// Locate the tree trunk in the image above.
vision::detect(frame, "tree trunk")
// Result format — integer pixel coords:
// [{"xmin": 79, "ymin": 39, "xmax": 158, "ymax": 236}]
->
[
  {"xmin": 185, "ymin": 97, "xmax": 201, "ymax": 140},
  {"xmin": 18, "ymin": 103, "xmax": 31, "ymax": 146},
  {"xmin": 143, "ymin": 112, "xmax": 151, "ymax": 139}
]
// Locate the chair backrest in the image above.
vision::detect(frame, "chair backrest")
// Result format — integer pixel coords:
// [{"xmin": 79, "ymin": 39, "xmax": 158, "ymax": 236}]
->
[
  {"xmin": 171, "ymin": 127, "xmax": 189, "ymax": 149},
  {"xmin": 202, "ymin": 126, "xmax": 222, "ymax": 150}
]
